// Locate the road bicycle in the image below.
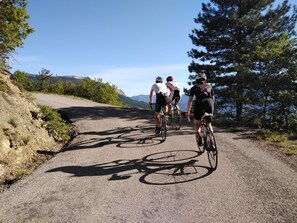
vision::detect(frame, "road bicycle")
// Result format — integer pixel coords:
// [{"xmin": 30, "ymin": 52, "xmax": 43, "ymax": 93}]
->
[
  {"xmin": 168, "ymin": 103, "xmax": 182, "ymax": 130},
  {"xmin": 157, "ymin": 107, "xmax": 168, "ymax": 142},
  {"xmin": 151, "ymin": 103, "xmax": 168, "ymax": 142},
  {"xmin": 188, "ymin": 112, "xmax": 218, "ymax": 170}
]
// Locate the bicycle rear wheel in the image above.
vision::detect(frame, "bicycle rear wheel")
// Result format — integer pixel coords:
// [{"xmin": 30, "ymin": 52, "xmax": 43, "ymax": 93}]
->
[
  {"xmin": 159, "ymin": 116, "xmax": 167, "ymax": 142},
  {"xmin": 205, "ymin": 130, "xmax": 218, "ymax": 170},
  {"xmin": 172, "ymin": 110, "xmax": 181, "ymax": 130},
  {"xmin": 196, "ymin": 133, "xmax": 205, "ymax": 154}
]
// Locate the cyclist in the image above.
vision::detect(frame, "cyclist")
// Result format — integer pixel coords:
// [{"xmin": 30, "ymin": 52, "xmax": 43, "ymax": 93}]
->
[
  {"xmin": 165, "ymin": 76, "xmax": 181, "ymax": 117},
  {"xmin": 149, "ymin": 76, "xmax": 169, "ymax": 133},
  {"xmin": 186, "ymin": 73, "xmax": 215, "ymax": 145}
]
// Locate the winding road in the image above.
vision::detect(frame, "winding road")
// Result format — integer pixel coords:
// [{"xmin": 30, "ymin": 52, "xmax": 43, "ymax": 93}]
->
[{"xmin": 0, "ymin": 93, "xmax": 296, "ymax": 223}]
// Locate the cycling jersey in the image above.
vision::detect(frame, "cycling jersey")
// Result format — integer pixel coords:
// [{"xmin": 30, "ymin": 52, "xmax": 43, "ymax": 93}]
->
[
  {"xmin": 166, "ymin": 81, "xmax": 181, "ymax": 102},
  {"xmin": 189, "ymin": 83, "xmax": 215, "ymax": 120},
  {"xmin": 151, "ymin": 82, "xmax": 169, "ymax": 95},
  {"xmin": 165, "ymin": 81, "xmax": 180, "ymax": 92},
  {"xmin": 150, "ymin": 82, "xmax": 169, "ymax": 112}
]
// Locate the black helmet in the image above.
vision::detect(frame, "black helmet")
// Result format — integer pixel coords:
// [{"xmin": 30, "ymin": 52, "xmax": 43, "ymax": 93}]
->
[
  {"xmin": 156, "ymin": 76, "xmax": 163, "ymax": 83},
  {"xmin": 196, "ymin": 73, "xmax": 207, "ymax": 81}
]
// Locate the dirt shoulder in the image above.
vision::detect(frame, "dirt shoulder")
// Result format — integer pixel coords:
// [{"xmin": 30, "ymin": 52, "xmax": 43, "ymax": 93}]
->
[{"xmin": 213, "ymin": 118, "xmax": 297, "ymax": 171}]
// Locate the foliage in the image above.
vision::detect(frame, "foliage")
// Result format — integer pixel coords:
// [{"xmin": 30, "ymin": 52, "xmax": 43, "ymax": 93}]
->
[
  {"xmin": 8, "ymin": 118, "xmax": 18, "ymax": 128},
  {"xmin": 36, "ymin": 68, "xmax": 52, "ymax": 92},
  {"xmin": 0, "ymin": 77, "xmax": 9, "ymax": 92},
  {"xmin": 13, "ymin": 70, "xmax": 35, "ymax": 91},
  {"xmin": 39, "ymin": 105, "xmax": 70, "ymax": 142},
  {"xmin": 13, "ymin": 69, "xmax": 123, "ymax": 106},
  {"xmin": 21, "ymin": 135, "xmax": 31, "ymax": 145},
  {"xmin": 188, "ymin": 0, "xmax": 297, "ymax": 133},
  {"xmin": 0, "ymin": 0, "xmax": 34, "ymax": 68}
]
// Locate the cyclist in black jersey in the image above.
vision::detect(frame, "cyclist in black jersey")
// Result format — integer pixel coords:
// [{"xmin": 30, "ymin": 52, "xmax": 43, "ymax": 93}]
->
[{"xmin": 186, "ymin": 73, "xmax": 215, "ymax": 144}]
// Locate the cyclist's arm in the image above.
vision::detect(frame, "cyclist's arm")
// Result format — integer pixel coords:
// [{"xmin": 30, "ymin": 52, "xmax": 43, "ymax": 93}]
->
[
  {"xmin": 149, "ymin": 88, "xmax": 154, "ymax": 104},
  {"xmin": 210, "ymin": 87, "xmax": 215, "ymax": 103},
  {"xmin": 187, "ymin": 96, "xmax": 193, "ymax": 116},
  {"xmin": 168, "ymin": 91, "xmax": 174, "ymax": 103}
]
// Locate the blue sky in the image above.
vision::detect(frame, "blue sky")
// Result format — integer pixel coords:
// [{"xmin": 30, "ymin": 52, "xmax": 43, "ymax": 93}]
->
[{"xmin": 9, "ymin": 0, "xmax": 294, "ymax": 97}]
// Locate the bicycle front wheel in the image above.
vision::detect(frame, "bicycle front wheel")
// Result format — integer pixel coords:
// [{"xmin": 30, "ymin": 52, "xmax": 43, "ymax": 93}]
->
[
  {"xmin": 205, "ymin": 131, "xmax": 218, "ymax": 170},
  {"xmin": 159, "ymin": 116, "xmax": 167, "ymax": 142},
  {"xmin": 173, "ymin": 110, "xmax": 182, "ymax": 130}
]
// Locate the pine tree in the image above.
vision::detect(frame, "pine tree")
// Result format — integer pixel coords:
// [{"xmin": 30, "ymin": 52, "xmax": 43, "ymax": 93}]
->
[
  {"xmin": 188, "ymin": 0, "xmax": 297, "ymax": 120},
  {"xmin": 0, "ymin": 0, "xmax": 34, "ymax": 68}
]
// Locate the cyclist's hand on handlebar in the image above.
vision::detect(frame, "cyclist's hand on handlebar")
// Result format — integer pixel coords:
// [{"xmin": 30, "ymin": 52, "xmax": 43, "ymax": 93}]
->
[{"xmin": 186, "ymin": 112, "xmax": 191, "ymax": 122}]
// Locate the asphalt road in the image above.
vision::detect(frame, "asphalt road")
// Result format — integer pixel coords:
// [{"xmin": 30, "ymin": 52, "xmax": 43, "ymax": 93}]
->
[{"xmin": 0, "ymin": 93, "xmax": 296, "ymax": 223}]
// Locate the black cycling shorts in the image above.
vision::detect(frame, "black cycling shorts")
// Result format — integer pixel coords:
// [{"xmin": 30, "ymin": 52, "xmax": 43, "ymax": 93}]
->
[
  {"xmin": 193, "ymin": 98, "xmax": 214, "ymax": 120},
  {"xmin": 172, "ymin": 90, "xmax": 180, "ymax": 103},
  {"xmin": 155, "ymin": 93, "xmax": 167, "ymax": 112}
]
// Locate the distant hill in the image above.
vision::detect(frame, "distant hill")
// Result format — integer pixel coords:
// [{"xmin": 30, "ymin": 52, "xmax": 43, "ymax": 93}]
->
[
  {"xmin": 130, "ymin": 94, "xmax": 150, "ymax": 103},
  {"xmin": 26, "ymin": 73, "xmax": 84, "ymax": 84},
  {"xmin": 119, "ymin": 95, "xmax": 150, "ymax": 110}
]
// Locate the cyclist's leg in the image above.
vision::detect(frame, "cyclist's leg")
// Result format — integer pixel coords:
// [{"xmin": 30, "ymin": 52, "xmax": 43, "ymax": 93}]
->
[
  {"xmin": 174, "ymin": 96, "xmax": 181, "ymax": 115},
  {"xmin": 194, "ymin": 101, "xmax": 204, "ymax": 145},
  {"xmin": 163, "ymin": 96, "xmax": 169, "ymax": 115},
  {"xmin": 203, "ymin": 98, "xmax": 214, "ymax": 132},
  {"xmin": 155, "ymin": 100, "xmax": 162, "ymax": 132},
  {"xmin": 194, "ymin": 101, "xmax": 203, "ymax": 131},
  {"xmin": 173, "ymin": 91, "xmax": 181, "ymax": 114},
  {"xmin": 167, "ymin": 93, "xmax": 173, "ymax": 116}
]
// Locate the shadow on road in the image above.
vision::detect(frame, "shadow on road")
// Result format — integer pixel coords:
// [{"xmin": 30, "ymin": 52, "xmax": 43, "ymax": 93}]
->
[
  {"xmin": 58, "ymin": 106, "xmax": 153, "ymax": 123},
  {"xmin": 47, "ymin": 150, "xmax": 213, "ymax": 185},
  {"xmin": 62, "ymin": 124, "xmax": 193, "ymax": 151}
]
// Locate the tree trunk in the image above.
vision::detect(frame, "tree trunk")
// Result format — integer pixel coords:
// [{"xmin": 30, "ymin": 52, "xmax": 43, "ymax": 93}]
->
[{"xmin": 236, "ymin": 101, "xmax": 243, "ymax": 121}]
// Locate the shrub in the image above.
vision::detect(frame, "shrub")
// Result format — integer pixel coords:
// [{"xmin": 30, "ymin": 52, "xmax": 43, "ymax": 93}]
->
[{"xmin": 39, "ymin": 105, "xmax": 70, "ymax": 142}]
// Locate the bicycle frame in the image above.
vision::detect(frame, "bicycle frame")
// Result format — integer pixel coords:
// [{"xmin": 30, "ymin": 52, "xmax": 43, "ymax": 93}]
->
[
  {"xmin": 151, "ymin": 102, "xmax": 167, "ymax": 141},
  {"xmin": 169, "ymin": 103, "xmax": 182, "ymax": 130},
  {"xmin": 188, "ymin": 112, "xmax": 218, "ymax": 170}
]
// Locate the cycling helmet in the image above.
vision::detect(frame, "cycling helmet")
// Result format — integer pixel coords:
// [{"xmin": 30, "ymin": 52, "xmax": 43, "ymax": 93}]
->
[
  {"xmin": 196, "ymin": 73, "xmax": 207, "ymax": 81},
  {"xmin": 166, "ymin": 76, "xmax": 173, "ymax": 82},
  {"xmin": 155, "ymin": 76, "xmax": 163, "ymax": 83}
]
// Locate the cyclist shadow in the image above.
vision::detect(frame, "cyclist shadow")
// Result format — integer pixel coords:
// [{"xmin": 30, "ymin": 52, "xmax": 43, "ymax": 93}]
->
[
  {"xmin": 62, "ymin": 125, "xmax": 163, "ymax": 151},
  {"xmin": 47, "ymin": 150, "xmax": 214, "ymax": 185},
  {"xmin": 63, "ymin": 125, "xmax": 193, "ymax": 151}
]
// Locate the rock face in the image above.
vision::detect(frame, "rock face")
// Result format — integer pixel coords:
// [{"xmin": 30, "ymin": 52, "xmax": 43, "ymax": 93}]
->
[{"xmin": 0, "ymin": 71, "xmax": 60, "ymax": 189}]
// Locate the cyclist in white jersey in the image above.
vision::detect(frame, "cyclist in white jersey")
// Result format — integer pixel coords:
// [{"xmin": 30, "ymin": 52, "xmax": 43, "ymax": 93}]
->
[
  {"xmin": 149, "ymin": 76, "xmax": 169, "ymax": 133},
  {"xmin": 165, "ymin": 76, "xmax": 181, "ymax": 117}
]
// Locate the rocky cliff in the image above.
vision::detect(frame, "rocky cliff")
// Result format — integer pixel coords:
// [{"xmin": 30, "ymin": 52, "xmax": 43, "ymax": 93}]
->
[{"xmin": 0, "ymin": 71, "xmax": 61, "ymax": 191}]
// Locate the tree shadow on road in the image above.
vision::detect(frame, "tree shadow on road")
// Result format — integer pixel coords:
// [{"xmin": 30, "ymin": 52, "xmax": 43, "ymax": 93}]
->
[
  {"xmin": 58, "ymin": 106, "xmax": 153, "ymax": 124},
  {"xmin": 46, "ymin": 150, "xmax": 213, "ymax": 185}
]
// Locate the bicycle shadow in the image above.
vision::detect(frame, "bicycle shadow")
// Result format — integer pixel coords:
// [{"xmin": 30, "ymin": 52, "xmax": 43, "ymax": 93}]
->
[
  {"xmin": 62, "ymin": 124, "xmax": 194, "ymax": 151},
  {"xmin": 46, "ymin": 150, "xmax": 213, "ymax": 185}
]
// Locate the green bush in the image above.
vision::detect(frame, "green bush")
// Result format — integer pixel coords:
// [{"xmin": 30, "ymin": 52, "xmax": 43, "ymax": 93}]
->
[
  {"xmin": 39, "ymin": 105, "xmax": 70, "ymax": 142},
  {"xmin": 0, "ymin": 77, "xmax": 9, "ymax": 92}
]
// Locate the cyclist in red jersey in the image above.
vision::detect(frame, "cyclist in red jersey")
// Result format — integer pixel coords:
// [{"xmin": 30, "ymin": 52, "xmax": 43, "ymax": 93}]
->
[{"xmin": 165, "ymin": 76, "xmax": 181, "ymax": 118}]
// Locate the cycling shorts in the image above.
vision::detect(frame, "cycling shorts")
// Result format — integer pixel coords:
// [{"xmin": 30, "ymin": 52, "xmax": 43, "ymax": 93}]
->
[
  {"xmin": 155, "ymin": 92, "xmax": 168, "ymax": 113},
  {"xmin": 172, "ymin": 90, "xmax": 180, "ymax": 103},
  {"xmin": 193, "ymin": 98, "xmax": 214, "ymax": 120}
]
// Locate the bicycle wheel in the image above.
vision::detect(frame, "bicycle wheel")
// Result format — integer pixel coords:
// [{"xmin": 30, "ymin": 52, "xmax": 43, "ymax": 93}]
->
[
  {"xmin": 159, "ymin": 116, "xmax": 167, "ymax": 142},
  {"xmin": 205, "ymin": 130, "xmax": 218, "ymax": 170},
  {"xmin": 172, "ymin": 110, "xmax": 181, "ymax": 130},
  {"xmin": 196, "ymin": 134, "xmax": 205, "ymax": 154}
]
